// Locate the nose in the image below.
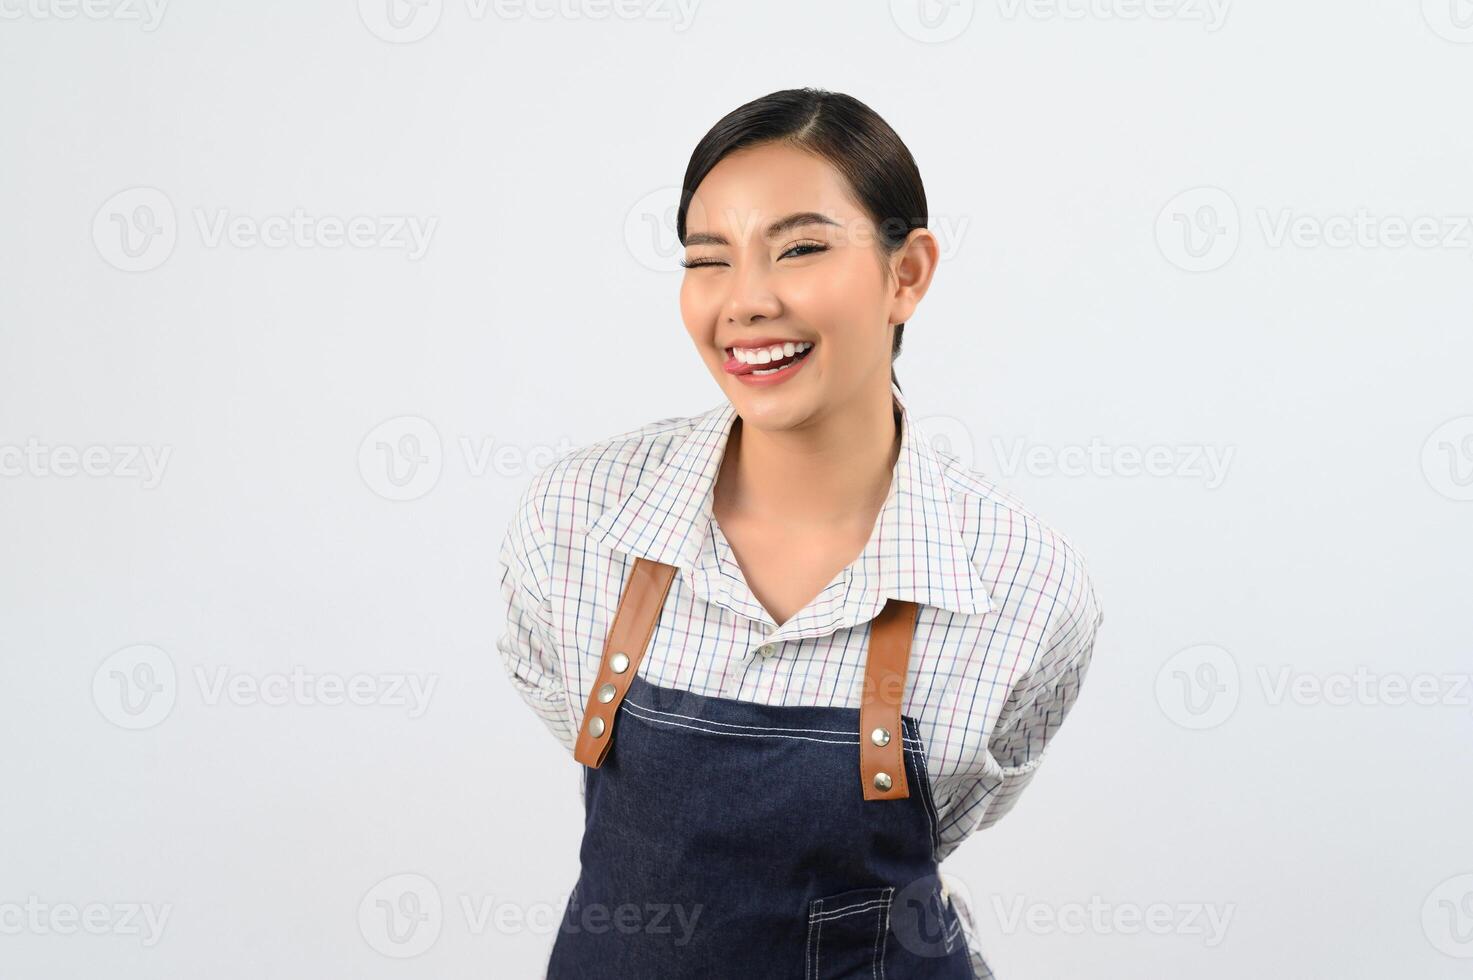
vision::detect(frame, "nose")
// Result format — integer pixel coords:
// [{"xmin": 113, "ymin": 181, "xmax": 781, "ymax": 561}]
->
[{"xmin": 722, "ymin": 255, "xmax": 782, "ymax": 327}]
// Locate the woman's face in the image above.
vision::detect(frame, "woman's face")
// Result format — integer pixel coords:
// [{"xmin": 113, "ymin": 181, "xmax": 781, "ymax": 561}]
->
[{"xmin": 679, "ymin": 141, "xmax": 935, "ymax": 431}]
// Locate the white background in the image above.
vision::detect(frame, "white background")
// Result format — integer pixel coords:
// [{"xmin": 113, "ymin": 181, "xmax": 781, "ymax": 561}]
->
[{"xmin": 3, "ymin": 1, "xmax": 1472, "ymax": 977}]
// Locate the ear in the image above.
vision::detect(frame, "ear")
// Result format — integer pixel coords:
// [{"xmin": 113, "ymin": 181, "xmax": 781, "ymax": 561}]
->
[{"xmin": 887, "ymin": 228, "xmax": 940, "ymax": 326}]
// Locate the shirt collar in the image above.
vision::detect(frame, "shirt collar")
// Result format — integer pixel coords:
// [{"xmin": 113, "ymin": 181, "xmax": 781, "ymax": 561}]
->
[{"xmin": 583, "ymin": 381, "xmax": 993, "ymax": 619}]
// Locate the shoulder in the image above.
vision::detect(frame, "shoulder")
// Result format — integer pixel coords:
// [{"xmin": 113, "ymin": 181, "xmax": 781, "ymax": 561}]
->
[
  {"xmin": 932, "ymin": 448, "xmax": 1104, "ymax": 638},
  {"xmin": 506, "ymin": 407, "xmax": 707, "ymax": 541}
]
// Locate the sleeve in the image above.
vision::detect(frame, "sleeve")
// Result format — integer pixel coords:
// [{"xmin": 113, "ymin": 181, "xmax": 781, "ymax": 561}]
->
[
  {"xmin": 495, "ymin": 481, "xmax": 578, "ymax": 755},
  {"xmin": 976, "ymin": 550, "xmax": 1104, "ymax": 831}
]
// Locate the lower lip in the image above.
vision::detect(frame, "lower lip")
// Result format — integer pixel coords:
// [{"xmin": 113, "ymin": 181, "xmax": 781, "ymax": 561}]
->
[{"xmin": 725, "ymin": 348, "xmax": 813, "ymax": 387}]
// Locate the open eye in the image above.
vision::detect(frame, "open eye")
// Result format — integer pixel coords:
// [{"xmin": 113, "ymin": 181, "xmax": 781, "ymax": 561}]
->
[{"xmin": 781, "ymin": 242, "xmax": 828, "ymax": 260}]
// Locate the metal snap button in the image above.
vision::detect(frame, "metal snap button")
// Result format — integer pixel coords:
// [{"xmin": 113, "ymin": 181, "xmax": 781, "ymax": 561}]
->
[
  {"xmin": 873, "ymin": 772, "xmax": 892, "ymax": 791},
  {"xmin": 597, "ymin": 682, "xmax": 616, "ymax": 703},
  {"xmin": 870, "ymin": 727, "xmax": 891, "ymax": 747},
  {"xmin": 610, "ymin": 652, "xmax": 630, "ymax": 674},
  {"xmin": 588, "ymin": 715, "xmax": 605, "ymax": 737}
]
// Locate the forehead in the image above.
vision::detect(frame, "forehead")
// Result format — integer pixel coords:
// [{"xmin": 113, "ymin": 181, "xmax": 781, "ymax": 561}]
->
[{"xmin": 684, "ymin": 142, "xmax": 865, "ymax": 236}]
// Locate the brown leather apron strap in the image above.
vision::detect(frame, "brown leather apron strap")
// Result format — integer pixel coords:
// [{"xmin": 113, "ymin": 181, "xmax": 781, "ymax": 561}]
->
[
  {"xmin": 574, "ymin": 556, "xmax": 923, "ymax": 804},
  {"xmin": 859, "ymin": 597, "xmax": 920, "ymax": 801},
  {"xmin": 573, "ymin": 557, "xmax": 679, "ymax": 769}
]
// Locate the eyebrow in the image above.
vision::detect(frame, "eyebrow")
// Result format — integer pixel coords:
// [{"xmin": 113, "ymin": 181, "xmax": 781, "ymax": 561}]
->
[{"xmin": 684, "ymin": 211, "xmax": 841, "ymax": 248}]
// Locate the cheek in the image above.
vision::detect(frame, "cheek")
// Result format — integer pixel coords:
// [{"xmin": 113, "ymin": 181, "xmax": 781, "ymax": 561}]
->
[
  {"xmin": 679, "ymin": 278, "xmax": 712, "ymax": 341},
  {"xmin": 786, "ymin": 253, "xmax": 887, "ymax": 343}
]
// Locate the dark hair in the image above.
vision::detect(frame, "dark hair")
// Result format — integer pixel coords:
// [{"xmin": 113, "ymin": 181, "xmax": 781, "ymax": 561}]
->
[{"xmin": 676, "ymin": 88, "xmax": 927, "ymax": 393}]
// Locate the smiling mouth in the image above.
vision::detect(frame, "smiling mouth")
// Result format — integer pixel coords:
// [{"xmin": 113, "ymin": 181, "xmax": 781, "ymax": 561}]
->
[{"xmin": 724, "ymin": 341, "xmax": 815, "ymax": 376}]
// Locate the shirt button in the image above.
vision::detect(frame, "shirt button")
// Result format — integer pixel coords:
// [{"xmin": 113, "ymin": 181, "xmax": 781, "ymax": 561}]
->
[{"xmin": 757, "ymin": 644, "xmax": 775, "ymax": 657}]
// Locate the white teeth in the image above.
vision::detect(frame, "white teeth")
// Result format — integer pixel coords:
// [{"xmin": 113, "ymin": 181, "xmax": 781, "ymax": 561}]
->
[{"xmin": 730, "ymin": 341, "xmax": 813, "ymax": 365}]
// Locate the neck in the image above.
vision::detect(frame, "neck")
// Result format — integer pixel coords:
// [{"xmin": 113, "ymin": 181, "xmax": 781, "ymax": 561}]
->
[{"xmin": 714, "ymin": 386, "xmax": 901, "ymax": 530}]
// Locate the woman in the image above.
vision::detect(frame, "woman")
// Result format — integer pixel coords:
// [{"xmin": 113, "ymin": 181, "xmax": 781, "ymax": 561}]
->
[{"xmin": 497, "ymin": 88, "xmax": 1104, "ymax": 979}]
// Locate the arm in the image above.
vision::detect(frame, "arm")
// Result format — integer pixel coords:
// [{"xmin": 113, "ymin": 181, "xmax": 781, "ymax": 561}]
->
[
  {"xmin": 978, "ymin": 551, "xmax": 1103, "ymax": 830},
  {"xmin": 934, "ymin": 544, "xmax": 1105, "ymax": 859},
  {"xmin": 495, "ymin": 482, "xmax": 578, "ymax": 754}
]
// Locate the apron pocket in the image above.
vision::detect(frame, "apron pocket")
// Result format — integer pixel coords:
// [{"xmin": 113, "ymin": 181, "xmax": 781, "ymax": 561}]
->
[{"xmin": 805, "ymin": 885, "xmax": 895, "ymax": 979}]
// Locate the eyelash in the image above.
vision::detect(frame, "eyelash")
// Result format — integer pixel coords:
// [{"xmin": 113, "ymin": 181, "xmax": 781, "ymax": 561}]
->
[{"xmin": 680, "ymin": 241, "xmax": 828, "ymax": 269}]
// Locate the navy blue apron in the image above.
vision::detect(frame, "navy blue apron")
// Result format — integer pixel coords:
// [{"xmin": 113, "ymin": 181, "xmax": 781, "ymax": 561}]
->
[{"xmin": 547, "ymin": 557, "xmax": 976, "ymax": 979}]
